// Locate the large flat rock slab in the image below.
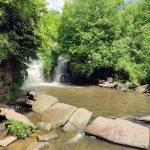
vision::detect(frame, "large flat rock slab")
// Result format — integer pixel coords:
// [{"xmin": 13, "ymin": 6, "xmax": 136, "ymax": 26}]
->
[
  {"xmin": 28, "ymin": 94, "xmax": 58, "ymax": 113},
  {"xmin": 0, "ymin": 136, "xmax": 17, "ymax": 147},
  {"xmin": 41, "ymin": 103, "xmax": 77, "ymax": 127},
  {"xmin": 63, "ymin": 108, "xmax": 92, "ymax": 133},
  {"xmin": 0, "ymin": 108, "xmax": 35, "ymax": 127},
  {"xmin": 86, "ymin": 117, "xmax": 149, "ymax": 149},
  {"xmin": 26, "ymin": 142, "xmax": 49, "ymax": 150}
]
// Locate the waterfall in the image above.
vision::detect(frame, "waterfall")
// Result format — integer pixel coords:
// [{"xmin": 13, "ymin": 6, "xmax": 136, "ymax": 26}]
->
[
  {"xmin": 23, "ymin": 60, "xmax": 45, "ymax": 88},
  {"xmin": 22, "ymin": 55, "xmax": 70, "ymax": 89},
  {"xmin": 53, "ymin": 56, "xmax": 70, "ymax": 84}
]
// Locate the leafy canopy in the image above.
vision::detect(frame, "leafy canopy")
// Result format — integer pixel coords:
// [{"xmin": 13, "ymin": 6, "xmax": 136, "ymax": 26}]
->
[
  {"xmin": 0, "ymin": 0, "xmax": 47, "ymax": 101},
  {"xmin": 37, "ymin": 10, "xmax": 60, "ymax": 74},
  {"xmin": 58, "ymin": 0, "xmax": 150, "ymax": 85}
]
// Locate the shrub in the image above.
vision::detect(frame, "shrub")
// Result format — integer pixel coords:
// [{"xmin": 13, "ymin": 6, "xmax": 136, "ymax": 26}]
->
[{"xmin": 5, "ymin": 120, "xmax": 37, "ymax": 139}]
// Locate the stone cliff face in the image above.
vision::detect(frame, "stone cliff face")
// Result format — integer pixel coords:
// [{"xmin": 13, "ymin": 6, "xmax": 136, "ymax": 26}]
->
[{"xmin": 0, "ymin": 60, "xmax": 13, "ymax": 102}]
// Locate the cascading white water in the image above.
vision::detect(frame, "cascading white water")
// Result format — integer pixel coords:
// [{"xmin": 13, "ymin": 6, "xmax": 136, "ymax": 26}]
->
[
  {"xmin": 53, "ymin": 56, "xmax": 70, "ymax": 83},
  {"xmin": 23, "ymin": 60, "xmax": 45, "ymax": 88},
  {"xmin": 22, "ymin": 56, "xmax": 70, "ymax": 89}
]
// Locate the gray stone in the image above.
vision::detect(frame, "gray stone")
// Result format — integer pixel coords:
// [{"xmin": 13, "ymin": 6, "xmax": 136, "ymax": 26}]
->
[
  {"xmin": 0, "ymin": 136, "xmax": 17, "ymax": 147},
  {"xmin": 63, "ymin": 108, "xmax": 92, "ymax": 133},
  {"xmin": 38, "ymin": 133, "xmax": 58, "ymax": 142},
  {"xmin": 26, "ymin": 91, "xmax": 37, "ymax": 101},
  {"xmin": 117, "ymin": 83, "xmax": 127, "ymax": 91},
  {"xmin": 86, "ymin": 117, "xmax": 149, "ymax": 149},
  {"xmin": 0, "ymin": 108, "xmax": 35, "ymax": 127},
  {"xmin": 107, "ymin": 77, "xmax": 113, "ymax": 83},
  {"xmin": 36, "ymin": 122, "xmax": 51, "ymax": 131},
  {"xmin": 28, "ymin": 94, "xmax": 58, "ymax": 113},
  {"xmin": 98, "ymin": 83, "xmax": 118, "ymax": 88},
  {"xmin": 41, "ymin": 103, "xmax": 77, "ymax": 127},
  {"xmin": 136, "ymin": 84, "xmax": 150, "ymax": 93},
  {"xmin": 26, "ymin": 142, "xmax": 49, "ymax": 150}
]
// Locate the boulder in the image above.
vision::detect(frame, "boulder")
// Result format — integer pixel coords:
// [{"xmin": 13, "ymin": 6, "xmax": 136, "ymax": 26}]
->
[
  {"xmin": 25, "ymin": 142, "xmax": 49, "ymax": 150},
  {"xmin": 28, "ymin": 94, "xmax": 58, "ymax": 113},
  {"xmin": 0, "ymin": 136, "xmax": 17, "ymax": 147},
  {"xmin": 16, "ymin": 100, "xmax": 32, "ymax": 111},
  {"xmin": 26, "ymin": 91, "xmax": 37, "ymax": 101},
  {"xmin": 98, "ymin": 79, "xmax": 106, "ymax": 84},
  {"xmin": 86, "ymin": 117, "xmax": 149, "ymax": 149},
  {"xmin": 63, "ymin": 108, "xmax": 92, "ymax": 133},
  {"xmin": 107, "ymin": 77, "xmax": 113, "ymax": 83},
  {"xmin": 38, "ymin": 133, "xmax": 58, "ymax": 142},
  {"xmin": 136, "ymin": 84, "xmax": 150, "ymax": 93},
  {"xmin": 0, "ymin": 108, "xmax": 35, "ymax": 127},
  {"xmin": 98, "ymin": 83, "xmax": 118, "ymax": 88},
  {"xmin": 36, "ymin": 122, "xmax": 51, "ymax": 131},
  {"xmin": 117, "ymin": 83, "xmax": 127, "ymax": 91},
  {"xmin": 41, "ymin": 103, "xmax": 77, "ymax": 127}
]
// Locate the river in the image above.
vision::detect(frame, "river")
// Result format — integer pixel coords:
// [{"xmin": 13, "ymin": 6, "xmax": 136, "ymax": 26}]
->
[
  {"xmin": 8, "ymin": 58, "xmax": 150, "ymax": 150},
  {"xmin": 6, "ymin": 84, "xmax": 150, "ymax": 150},
  {"xmin": 42, "ymin": 85, "xmax": 150, "ymax": 118}
]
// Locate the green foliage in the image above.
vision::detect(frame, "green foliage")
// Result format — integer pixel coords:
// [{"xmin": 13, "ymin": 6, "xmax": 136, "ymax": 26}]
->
[
  {"xmin": 0, "ymin": 0, "xmax": 47, "ymax": 101},
  {"xmin": 37, "ymin": 10, "xmax": 60, "ymax": 74},
  {"xmin": 5, "ymin": 120, "xmax": 37, "ymax": 139},
  {"xmin": 59, "ymin": 0, "xmax": 150, "ymax": 85}
]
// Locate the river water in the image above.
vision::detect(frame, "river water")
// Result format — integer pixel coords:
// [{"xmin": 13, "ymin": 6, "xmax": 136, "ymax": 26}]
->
[
  {"xmin": 42, "ymin": 85, "xmax": 150, "ymax": 118},
  {"xmin": 6, "ymin": 85, "xmax": 150, "ymax": 150}
]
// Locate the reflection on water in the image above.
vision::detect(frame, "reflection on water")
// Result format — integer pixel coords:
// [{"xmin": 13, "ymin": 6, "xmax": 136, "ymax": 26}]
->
[{"xmin": 6, "ymin": 85, "xmax": 150, "ymax": 150}]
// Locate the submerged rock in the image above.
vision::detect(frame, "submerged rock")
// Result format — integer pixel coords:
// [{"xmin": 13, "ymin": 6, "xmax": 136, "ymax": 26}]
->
[
  {"xmin": 37, "ymin": 132, "xmax": 58, "ymax": 142},
  {"xmin": 86, "ymin": 117, "xmax": 149, "ymax": 149},
  {"xmin": 63, "ymin": 108, "xmax": 92, "ymax": 133},
  {"xmin": 0, "ymin": 108, "xmax": 35, "ymax": 127},
  {"xmin": 28, "ymin": 94, "xmax": 58, "ymax": 113},
  {"xmin": 0, "ymin": 136, "xmax": 17, "ymax": 147},
  {"xmin": 25, "ymin": 142, "xmax": 49, "ymax": 150},
  {"xmin": 36, "ymin": 122, "xmax": 51, "ymax": 131},
  {"xmin": 41, "ymin": 103, "xmax": 77, "ymax": 127}
]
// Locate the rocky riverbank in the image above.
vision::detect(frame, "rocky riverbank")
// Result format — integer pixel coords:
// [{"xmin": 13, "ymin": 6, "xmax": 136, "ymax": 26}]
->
[
  {"xmin": 98, "ymin": 78, "xmax": 150, "ymax": 95},
  {"xmin": 0, "ymin": 91, "xmax": 149, "ymax": 150}
]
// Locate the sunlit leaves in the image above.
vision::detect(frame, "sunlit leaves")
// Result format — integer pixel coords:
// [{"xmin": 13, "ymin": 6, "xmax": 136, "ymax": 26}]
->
[
  {"xmin": 59, "ymin": 0, "xmax": 150, "ymax": 84},
  {"xmin": 37, "ymin": 10, "xmax": 60, "ymax": 73}
]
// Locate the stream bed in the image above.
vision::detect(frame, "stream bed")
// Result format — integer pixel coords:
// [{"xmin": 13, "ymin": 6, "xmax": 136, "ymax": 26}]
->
[{"xmin": 6, "ymin": 85, "xmax": 150, "ymax": 150}]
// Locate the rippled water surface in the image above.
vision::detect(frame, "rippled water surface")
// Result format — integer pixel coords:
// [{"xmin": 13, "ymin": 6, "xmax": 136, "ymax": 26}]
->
[{"xmin": 6, "ymin": 85, "xmax": 150, "ymax": 150}]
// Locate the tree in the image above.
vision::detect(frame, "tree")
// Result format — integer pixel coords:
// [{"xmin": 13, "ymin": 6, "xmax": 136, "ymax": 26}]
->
[
  {"xmin": 37, "ymin": 10, "xmax": 60, "ymax": 75},
  {"xmin": 0, "ymin": 0, "xmax": 47, "ymax": 101},
  {"xmin": 59, "ymin": 0, "xmax": 150, "ymax": 85}
]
